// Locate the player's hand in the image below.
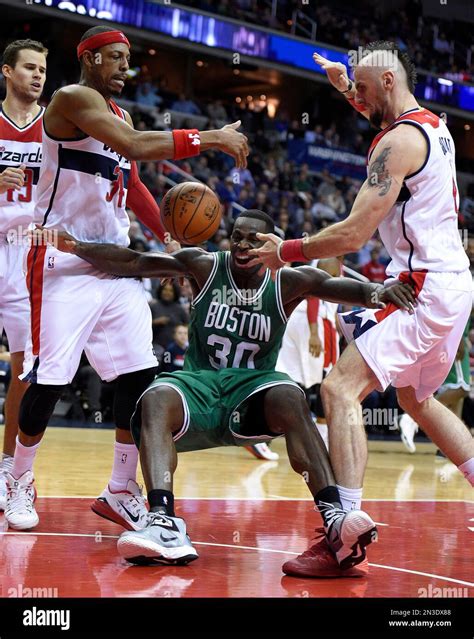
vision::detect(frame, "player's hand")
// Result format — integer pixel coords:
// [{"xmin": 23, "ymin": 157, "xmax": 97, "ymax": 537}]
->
[
  {"xmin": 375, "ymin": 283, "xmax": 417, "ymax": 314},
  {"xmin": 218, "ymin": 121, "xmax": 250, "ymax": 169},
  {"xmin": 309, "ymin": 333, "xmax": 322, "ymax": 358},
  {"xmin": 29, "ymin": 226, "xmax": 78, "ymax": 253},
  {"xmin": 165, "ymin": 240, "xmax": 181, "ymax": 253},
  {"xmin": 0, "ymin": 164, "xmax": 26, "ymax": 194},
  {"xmin": 313, "ymin": 53, "xmax": 351, "ymax": 93},
  {"xmin": 247, "ymin": 232, "xmax": 285, "ymax": 279}
]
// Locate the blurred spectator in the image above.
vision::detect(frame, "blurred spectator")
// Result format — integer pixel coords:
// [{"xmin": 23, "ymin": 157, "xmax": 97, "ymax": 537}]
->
[
  {"xmin": 193, "ymin": 156, "xmax": 212, "ymax": 182},
  {"xmin": 278, "ymin": 209, "xmax": 296, "ymax": 239},
  {"xmin": 161, "ymin": 324, "xmax": 189, "ymax": 373},
  {"xmin": 135, "ymin": 81, "xmax": 162, "ymax": 107},
  {"xmin": 171, "ymin": 93, "xmax": 202, "ymax": 115},
  {"xmin": 327, "ymin": 189, "xmax": 347, "ymax": 218},
  {"xmin": 311, "ymin": 195, "xmax": 337, "ymax": 224},
  {"xmin": 151, "ymin": 282, "xmax": 190, "ymax": 356},
  {"xmin": 294, "ymin": 164, "xmax": 313, "ymax": 192},
  {"xmin": 361, "ymin": 248, "xmax": 386, "ymax": 283},
  {"xmin": 229, "ymin": 166, "xmax": 255, "ymax": 191},
  {"xmin": 207, "ymin": 99, "xmax": 228, "ymax": 121}
]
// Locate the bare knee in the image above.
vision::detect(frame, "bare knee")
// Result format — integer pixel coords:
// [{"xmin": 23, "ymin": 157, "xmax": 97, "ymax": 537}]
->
[
  {"xmin": 321, "ymin": 370, "xmax": 351, "ymax": 404},
  {"xmin": 141, "ymin": 386, "xmax": 183, "ymax": 432},
  {"xmin": 264, "ymin": 386, "xmax": 309, "ymax": 433}
]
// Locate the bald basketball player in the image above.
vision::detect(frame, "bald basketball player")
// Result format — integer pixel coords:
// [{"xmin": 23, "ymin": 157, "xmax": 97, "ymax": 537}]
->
[{"xmin": 250, "ymin": 41, "xmax": 474, "ymax": 576}]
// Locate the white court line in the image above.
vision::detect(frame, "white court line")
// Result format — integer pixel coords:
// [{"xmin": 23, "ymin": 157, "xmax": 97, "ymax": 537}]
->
[
  {"xmin": 36, "ymin": 496, "xmax": 474, "ymax": 504},
  {"xmin": 0, "ymin": 530, "xmax": 472, "ymax": 588}
]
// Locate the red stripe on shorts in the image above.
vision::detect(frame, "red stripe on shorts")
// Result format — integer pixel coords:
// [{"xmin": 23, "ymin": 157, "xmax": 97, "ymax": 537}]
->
[
  {"xmin": 323, "ymin": 318, "xmax": 337, "ymax": 368},
  {"xmin": 374, "ymin": 270, "xmax": 427, "ymax": 322},
  {"xmin": 26, "ymin": 244, "xmax": 47, "ymax": 356}
]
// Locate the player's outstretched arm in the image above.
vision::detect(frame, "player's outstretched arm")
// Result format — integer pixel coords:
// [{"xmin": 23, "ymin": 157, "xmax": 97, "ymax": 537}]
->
[
  {"xmin": 249, "ymin": 126, "xmax": 426, "ymax": 272},
  {"xmin": 52, "ymin": 86, "xmax": 249, "ymax": 167},
  {"xmin": 281, "ymin": 267, "xmax": 416, "ymax": 313},
  {"xmin": 36, "ymin": 229, "xmax": 211, "ymax": 279}
]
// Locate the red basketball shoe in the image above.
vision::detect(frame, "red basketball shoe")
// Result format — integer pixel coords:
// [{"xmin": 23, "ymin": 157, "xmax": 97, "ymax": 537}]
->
[{"xmin": 282, "ymin": 529, "xmax": 369, "ymax": 578}]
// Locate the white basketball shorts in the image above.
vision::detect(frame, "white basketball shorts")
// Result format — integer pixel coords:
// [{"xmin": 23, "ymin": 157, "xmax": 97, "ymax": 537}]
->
[
  {"xmin": 338, "ymin": 270, "xmax": 473, "ymax": 402},
  {"xmin": 21, "ymin": 245, "xmax": 157, "ymax": 384},
  {"xmin": 0, "ymin": 241, "xmax": 30, "ymax": 353},
  {"xmin": 276, "ymin": 301, "xmax": 324, "ymax": 388}
]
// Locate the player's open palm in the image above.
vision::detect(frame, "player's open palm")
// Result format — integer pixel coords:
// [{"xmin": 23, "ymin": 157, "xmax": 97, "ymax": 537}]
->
[
  {"xmin": 313, "ymin": 53, "xmax": 350, "ymax": 93},
  {"xmin": 218, "ymin": 120, "xmax": 250, "ymax": 169}
]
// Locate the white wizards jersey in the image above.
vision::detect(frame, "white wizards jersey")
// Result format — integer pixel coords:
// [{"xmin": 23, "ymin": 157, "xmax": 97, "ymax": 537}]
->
[
  {"xmin": 35, "ymin": 98, "xmax": 131, "ymax": 245},
  {"xmin": 0, "ymin": 106, "xmax": 44, "ymax": 233},
  {"xmin": 367, "ymin": 107, "xmax": 470, "ymax": 278}
]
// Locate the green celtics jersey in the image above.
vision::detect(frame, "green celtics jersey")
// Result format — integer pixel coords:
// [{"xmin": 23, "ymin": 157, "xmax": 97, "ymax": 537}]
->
[{"xmin": 185, "ymin": 251, "xmax": 288, "ymax": 372}]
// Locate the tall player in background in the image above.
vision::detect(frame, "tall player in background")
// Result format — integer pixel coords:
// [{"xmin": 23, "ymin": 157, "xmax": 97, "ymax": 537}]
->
[
  {"xmin": 4, "ymin": 25, "xmax": 248, "ymax": 532},
  {"xmin": 0, "ymin": 39, "xmax": 47, "ymax": 510},
  {"xmin": 250, "ymin": 41, "xmax": 474, "ymax": 575},
  {"xmin": 276, "ymin": 257, "xmax": 343, "ymax": 449}
]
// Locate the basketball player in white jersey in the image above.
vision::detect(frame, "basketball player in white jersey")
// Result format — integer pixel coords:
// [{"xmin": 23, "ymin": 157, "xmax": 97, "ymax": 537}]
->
[
  {"xmin": 276, "ymin": 256, "xmax": 343, "ymax": 451},
  {"xmin": 0, "ymin": 39, "xmax": 47, "ymax": 511},
  {"xmin": 250, "ymin": 41, "xmax": 474, "ymax": 576},
  {"xmin": 5, "ymin": 25, "xmax": 249, "ymax": 531}
]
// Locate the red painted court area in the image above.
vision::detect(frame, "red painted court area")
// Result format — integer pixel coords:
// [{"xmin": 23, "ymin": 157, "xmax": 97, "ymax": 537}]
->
[{"xmin": 1, "ymin": 498, "xmax": 473, "ymax": 598}]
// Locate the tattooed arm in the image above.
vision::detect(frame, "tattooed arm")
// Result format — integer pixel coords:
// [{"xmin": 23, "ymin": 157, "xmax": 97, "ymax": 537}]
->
[{"xmin": 255, "ymin": 125, "xmax": 427, "ymax": 262}]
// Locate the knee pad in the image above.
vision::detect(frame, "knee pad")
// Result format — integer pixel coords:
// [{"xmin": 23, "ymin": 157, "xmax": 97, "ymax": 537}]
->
[
  {"xmin": 19, "ymin": 384, "xmax": 68, "ymax": 436},
  {"xmin": 113, "ymin": 366, "xmax": 157, "ymax": 430}
]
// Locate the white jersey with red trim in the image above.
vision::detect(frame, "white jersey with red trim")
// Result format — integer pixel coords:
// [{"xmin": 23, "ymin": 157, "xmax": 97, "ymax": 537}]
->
[
  {"xmin": 367, "ymin": 107, "xmax": 470, "ymax": 278},
  {"xmin": 0, "ymin": 106, "xmax": 44, "ymax": 233},
  {"xmin": 35, "ymin": 98, "xmax": 131, "ymax": 245}
]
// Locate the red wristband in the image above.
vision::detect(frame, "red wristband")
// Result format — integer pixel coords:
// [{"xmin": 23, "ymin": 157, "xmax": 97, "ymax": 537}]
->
[
  {"xmin": 347, "ymin": 97, "xmax": 366, "ymax": 113},
  {"xmin": 172, "ymin": 129, "xmax": 201, "ymax": 160},
  {"xmin": 307, "ymin": 296, "xmax": 319, "ymax": 323},
  {"xmin": 280, "ymin": 238, "xmax": 310, "ymax": 263}
]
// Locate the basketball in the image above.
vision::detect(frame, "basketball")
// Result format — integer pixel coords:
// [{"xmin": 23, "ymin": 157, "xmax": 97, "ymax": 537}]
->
[{"xmin": 161, "ymin": 182, "xmax": 221, "ymax": 245}]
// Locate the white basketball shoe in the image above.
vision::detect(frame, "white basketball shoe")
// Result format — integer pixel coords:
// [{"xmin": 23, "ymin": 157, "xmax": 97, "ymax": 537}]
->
[
  {"xmin": 5, "ymin": 471, "xmax": 39, "ymax": 530},
  {"xmin": 91, "ymin": 479, "xmax": 148, "ymax": 531},
  {"xmin": 398, "ymin": 413, "xmax": 418, "ymax": 453}
]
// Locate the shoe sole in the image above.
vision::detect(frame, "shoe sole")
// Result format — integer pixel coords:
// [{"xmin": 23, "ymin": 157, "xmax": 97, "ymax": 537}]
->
[
  {"xmin": 91, "ymin": 499, "xmax": 142, "ymax": 532},
  {"xmin": 282, "ymin": 563, "xmax": 368, "ymax": 578},
  {"xmin": 117, "ymin": 536, "xmax": 199, "ymax": 566}
]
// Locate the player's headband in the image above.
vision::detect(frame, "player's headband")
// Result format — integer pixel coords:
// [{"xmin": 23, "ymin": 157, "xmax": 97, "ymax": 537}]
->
[{"xmin": 77, "ymin": 30, "xmax": 130, "ymax": 59}]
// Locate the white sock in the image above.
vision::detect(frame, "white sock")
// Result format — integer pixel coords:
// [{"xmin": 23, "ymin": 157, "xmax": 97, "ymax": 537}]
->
[
  {"xmin": 1, "ymin": 453, "xmax": 14, "ymax": 470},
  {"xmin": 458, "ymin": 458, "xmax": 474, "ymax": 487},
  {"xmin": 336, "ymin": 484, "xmax": 363, "ymax": 511},
  {"xmin": 315, "ymin": 421, "xmax": 329, "ymax": 451},
  {"xmin": 109, "ymin": 442, "xmax": 139, "ymax": 492},
  {"xmin": 11, "ymin": 437, "xmax": 40, "ymax": 479}
]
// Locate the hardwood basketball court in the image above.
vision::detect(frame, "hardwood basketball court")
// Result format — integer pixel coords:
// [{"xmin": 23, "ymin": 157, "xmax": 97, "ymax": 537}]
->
[{"xmin": 1, "ymin": 425, "xmax": 472, "ymax": 599}]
